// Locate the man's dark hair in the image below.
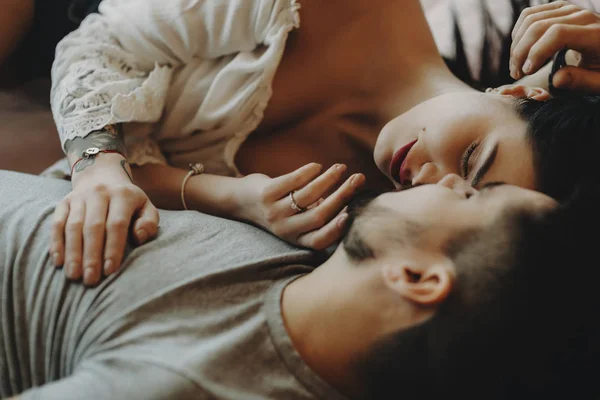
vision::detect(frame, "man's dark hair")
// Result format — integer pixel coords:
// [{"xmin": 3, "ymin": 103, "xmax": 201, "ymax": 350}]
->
[
  {"xmin": 518, "ymin": 94, "xmax": 600, "ymax": 202},
  {"xmin": 355, "ymin": 184, "xmax": 600, "ymax": 399}
]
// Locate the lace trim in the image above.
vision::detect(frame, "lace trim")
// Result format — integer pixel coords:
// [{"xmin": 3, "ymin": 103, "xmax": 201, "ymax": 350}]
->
[
  {"xmin": 51, "ymin": 15, "xmax": 172, "ymax": 151},
  {"xmin": 52, "ymin": 0, "xmax": 301, "ymax": 173}
]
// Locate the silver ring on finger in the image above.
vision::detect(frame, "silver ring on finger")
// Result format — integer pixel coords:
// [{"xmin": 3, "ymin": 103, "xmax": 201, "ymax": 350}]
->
[{"xmin": 289, "ymin": 191, "xmax": 307, "ymax": 213}]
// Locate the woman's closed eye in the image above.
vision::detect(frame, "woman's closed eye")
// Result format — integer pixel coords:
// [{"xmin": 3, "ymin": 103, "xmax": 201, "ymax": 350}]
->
[{"xmin": 461, "ymin": 142, "xmax": 479, "ymax": 178}]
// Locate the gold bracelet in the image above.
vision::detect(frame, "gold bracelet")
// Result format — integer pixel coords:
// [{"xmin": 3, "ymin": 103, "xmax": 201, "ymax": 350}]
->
[{"xmin": 180, "ymin": 163, "xmax": 205, "ymax": 210}]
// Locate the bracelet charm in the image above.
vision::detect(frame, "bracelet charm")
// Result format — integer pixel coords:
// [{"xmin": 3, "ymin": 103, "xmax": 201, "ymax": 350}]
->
[{"xmin": 83, "ymin": 147, "xmax": 101, "ymax": 158}]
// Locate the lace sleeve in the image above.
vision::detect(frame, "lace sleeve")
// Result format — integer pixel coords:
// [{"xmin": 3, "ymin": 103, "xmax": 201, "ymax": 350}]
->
[
  {"xmin": 50, "ymin": 13, "xmax": 173, "ymax": 150},
  {"xmin": 50, "ymin": 0, "xmax": 300, "ymax": 153}
]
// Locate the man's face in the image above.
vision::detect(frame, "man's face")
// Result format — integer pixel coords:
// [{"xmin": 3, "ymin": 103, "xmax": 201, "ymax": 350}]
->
[{"xmin": 359, "ymin": 174, "xmax": 557, "ymax": 257}]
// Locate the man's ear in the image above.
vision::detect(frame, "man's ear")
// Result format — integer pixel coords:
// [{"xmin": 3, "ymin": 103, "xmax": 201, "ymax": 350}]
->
[
  {"xmin": 492, "ymin": 84, "xmax": 550, "ymax": 101},
  {"xmin": 381, "ymin": 259, "xmax": 455, "ymax": 306}
]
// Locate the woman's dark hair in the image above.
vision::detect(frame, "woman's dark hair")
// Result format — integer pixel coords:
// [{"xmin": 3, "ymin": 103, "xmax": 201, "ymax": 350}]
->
[
  {"xmin": 518, "ymin": 94, "xmax": 600, "ymax": 202},
  {"xmin": 355, "ymin": 184, "xmax": 600, "ymax": 400},
  {"xmin": 445, "ymin": 0, "xmax": 600, "ymax": 201}
]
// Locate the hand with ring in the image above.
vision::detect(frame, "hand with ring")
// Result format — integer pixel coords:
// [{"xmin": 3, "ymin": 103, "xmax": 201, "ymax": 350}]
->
[{"xmin": 232, "ymin": 163, "xmax": 366, "ymax": 250}]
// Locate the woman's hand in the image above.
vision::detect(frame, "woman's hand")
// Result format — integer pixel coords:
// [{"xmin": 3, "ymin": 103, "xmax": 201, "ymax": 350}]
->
[
  {"xmin": 234, "ymin": 163, "xmax": 365, "ymax": 250},
  {"xmin": 510, "ymin": 1, "xmax": 600, "ymax": 93},
  {"xmin": 50, "ymin": 155, "xmax": 159, "ymax": 286}
]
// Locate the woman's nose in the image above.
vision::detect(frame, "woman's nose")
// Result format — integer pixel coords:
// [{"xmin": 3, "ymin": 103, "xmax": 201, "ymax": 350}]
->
[
  {"xmin": 437, "ymin": 174, "xmax": 478, "ymax": 198},
  {"xmin": 411, "ymin": 163, "xmax": 441, "ymax": 186}
]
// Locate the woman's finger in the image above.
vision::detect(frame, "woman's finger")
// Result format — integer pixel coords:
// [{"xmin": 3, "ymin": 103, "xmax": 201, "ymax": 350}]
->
[
  {"xmin": 131, "ymin": 200, "xmax": 160, "ymax": 246},
  {"xmin": 262, "ymin": 163, "xmax": 323, "ymax": 202},
  {"xmin": 307, "ymin": 198, "xmax": 325, "ymax": 210},
  {"xmin": 278, "ymin": 164, "xmax": 347, "ymax": 217},
  {"xmin": 297, "ymin": 212, "xmax": 349, "ymax": 250},
  {"xmin": 103, "ymin": 196, "xmax": 135, "ymax": 276},
  {"xmin": 82, "ymin": 193, "xmax": 109, "ymax": 286},
  {"xmin": 50, "ymin": 200, "xmax": 70, "ymax": 268},
  {"xmin": 283, "ymin": 173, "xmax": 365, "ymax": 236},
  {"xmin": 64, "ymin": 201, "xmax": 86, "ymax": 281}
]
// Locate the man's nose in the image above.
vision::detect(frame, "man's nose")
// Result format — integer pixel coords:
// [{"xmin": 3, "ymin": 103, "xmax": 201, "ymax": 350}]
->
[{"xmin": 437, "ymin": 174, "xmax": 478, "ymax": 198}]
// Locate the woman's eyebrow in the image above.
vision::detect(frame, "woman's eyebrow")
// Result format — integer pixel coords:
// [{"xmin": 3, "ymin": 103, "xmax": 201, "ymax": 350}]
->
[{"xmin": 471, "ymin": 142, "xmax": 499, "ymax": 187}]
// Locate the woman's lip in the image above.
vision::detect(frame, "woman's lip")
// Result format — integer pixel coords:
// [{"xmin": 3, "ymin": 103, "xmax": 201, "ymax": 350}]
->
[{"xmin": 390, "ymin": 139, "xmax": 418, "ymax": 184}]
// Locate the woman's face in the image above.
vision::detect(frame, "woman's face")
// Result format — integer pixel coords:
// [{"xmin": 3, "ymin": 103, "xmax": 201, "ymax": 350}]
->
[{"xmin": 374, "ymin": 92, "xmax": 536, "ymax": 190}]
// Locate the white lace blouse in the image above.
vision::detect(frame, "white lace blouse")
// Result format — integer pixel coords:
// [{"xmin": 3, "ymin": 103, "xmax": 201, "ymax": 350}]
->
[{"xmin": 50, "ymin": 0, "xmax": 300, "ymax": 177}]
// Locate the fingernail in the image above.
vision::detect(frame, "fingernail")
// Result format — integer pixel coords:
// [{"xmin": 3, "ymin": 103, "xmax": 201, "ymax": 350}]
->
[
  {"xmin": 104, "ymin": 260, "xmax": 114, "ymax": 275},
  {"xmin": 523, "ymin": 59, "xmax": 532, "ymax": 73},
  {"xmin": 351, "ymin": 174, "xmax": 365, "ymax": 187},
  {"xmin": 67, "ymin": 261, "xmax": 78, "ymax": 278},
  {"xmin": 514, "ymin": 68, "xmax": 522, "ymax": 79},
  {"xmin": 52, "ymin": 252, "xmax": 61, "ymax": 266},
  {"xmin": 84, "ymin": 268, "xmax": 97, "ymax": 286},
  {"xmin": 337, "ymin": 213, "xmax": 349, "ymax": 229},
  {"xmin": 336, "ymin": 164, "xmax": 347, "ymax": 172},
  {"xmin": 137, "ymin": 229, "xmax": 148, "ymax": 244}
]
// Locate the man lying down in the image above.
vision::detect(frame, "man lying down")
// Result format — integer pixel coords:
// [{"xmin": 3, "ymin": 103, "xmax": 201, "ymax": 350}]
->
[{"xmin": 0, "ymin": 170, "xmax": 597, "ymax": 400}]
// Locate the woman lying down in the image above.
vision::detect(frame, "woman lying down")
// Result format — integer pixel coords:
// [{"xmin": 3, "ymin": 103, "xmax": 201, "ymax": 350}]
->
[{"xmin": 46, "ymin": 0, "xmax": 600, "ymax": 285}]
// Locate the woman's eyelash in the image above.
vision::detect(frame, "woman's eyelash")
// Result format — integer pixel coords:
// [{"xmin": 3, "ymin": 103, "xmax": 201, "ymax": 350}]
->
[{"xmin": 461, "ymin": 142, "xmax": 479, "ymax": 178}]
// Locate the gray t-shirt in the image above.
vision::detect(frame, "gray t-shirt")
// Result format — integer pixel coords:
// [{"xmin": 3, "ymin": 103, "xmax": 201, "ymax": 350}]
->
[{"xmin": 0, "ymin": 171, "xmax": 348, "ymax": 400}]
